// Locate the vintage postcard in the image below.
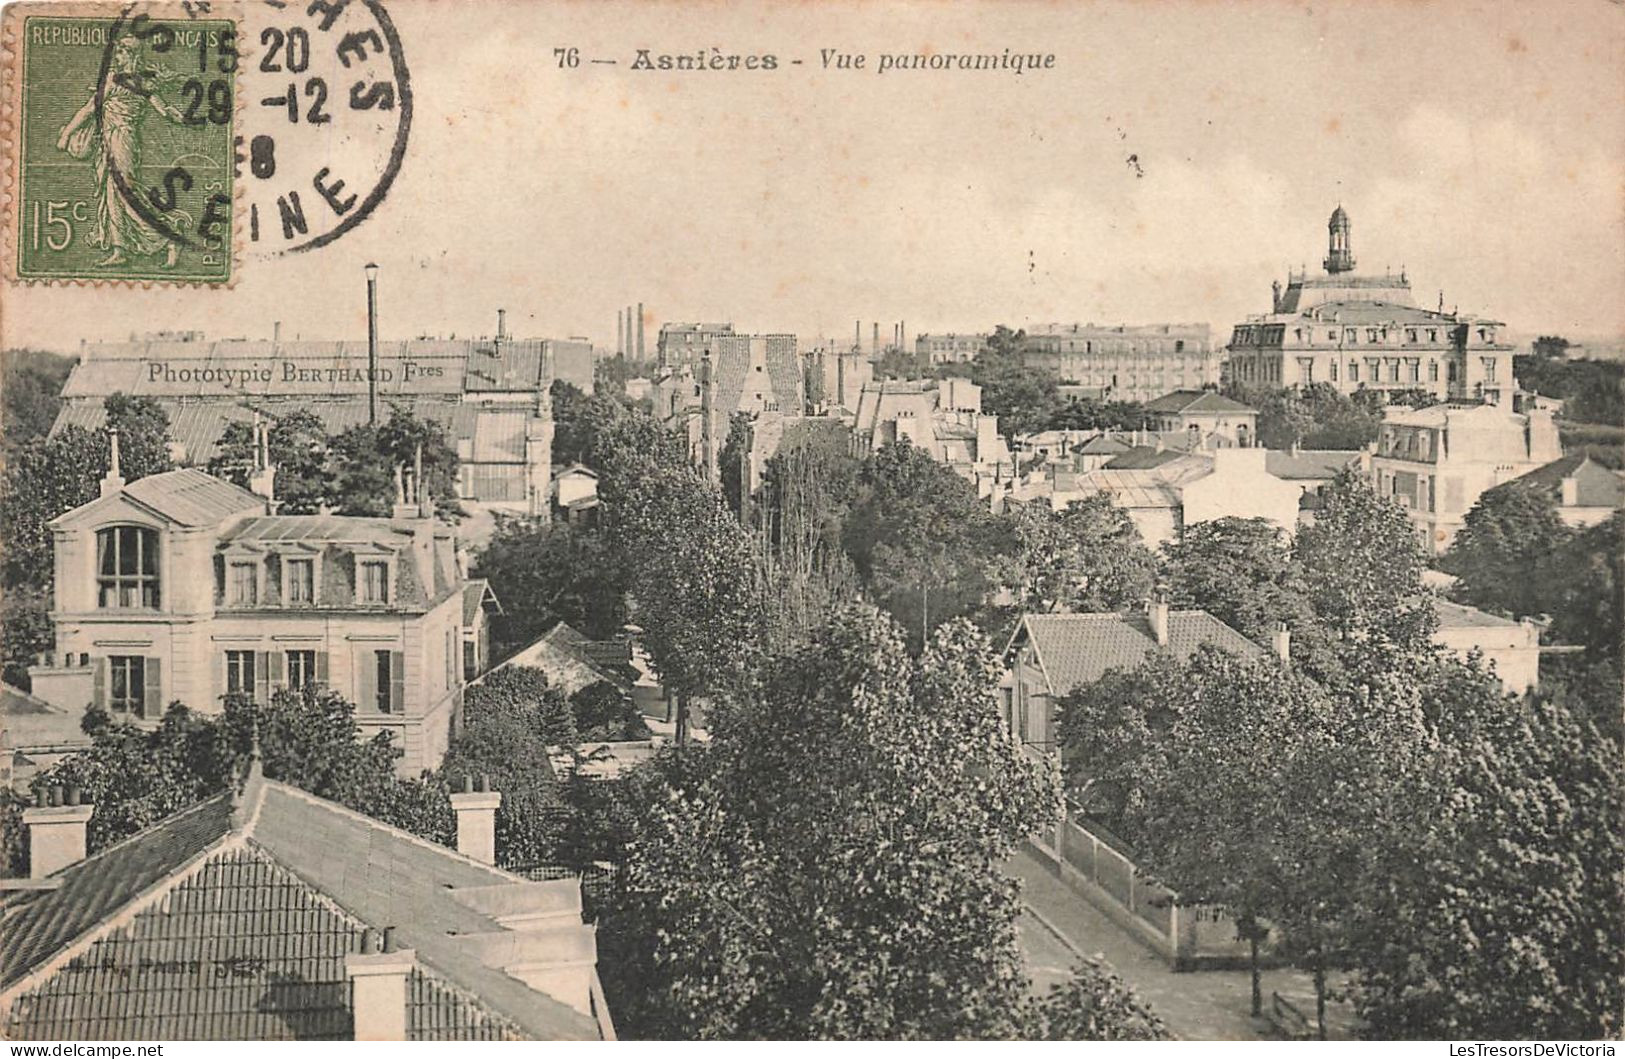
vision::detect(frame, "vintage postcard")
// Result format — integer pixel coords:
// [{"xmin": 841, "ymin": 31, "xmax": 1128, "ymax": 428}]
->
[{"xmin": 0, "ymin": 0, "xmax": 1620, "ymax": 1048}]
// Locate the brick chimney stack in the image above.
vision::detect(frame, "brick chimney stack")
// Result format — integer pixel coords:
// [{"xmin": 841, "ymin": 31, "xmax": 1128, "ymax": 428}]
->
[
  {"xmin": 450, "ymin": 774, "xmax": 501, "ymax": 864},
  {"xmin": 24, "ymin": 786, "xmax": 94, "ymax": 879},
  {"xmin": 345, "ymin": 927, "xmax": 415, "ymax": 1041}
]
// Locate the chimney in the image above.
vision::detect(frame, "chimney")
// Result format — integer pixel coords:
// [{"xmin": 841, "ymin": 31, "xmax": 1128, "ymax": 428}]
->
[
  {"xmin": 1148, "ymin": 597, "xmax": 1169, "ymax": 647},
  {"xmin": 616, "ymin": 308, "xmax": 624, "ymax": 359},
  {"xmin": 391, "ymin": 464, "xmax": 419, "ymax": 521},
  {"xmin": 345, "ymin": 927, "xmax": 415, "ymax": 1041},
  {"xmin": 99, "ymin": 429, "xmax": 126, "ymax": 498},
  {"xmin": 1272, "ymin": 623, "xmax": 1291, "ymax": 663},
  {"xmin": 873, "ymin": 322, "xmax": 879, "ymax": 356},
  {"xmin": 272, "ymin": 320, "xmax": 282, "ymax": 345},
  {"xmin": 24, "ymin": 786, "xmax": 94, "ymax": 879},
  {"xmin": 1561, "ymin": 474, "xmax": 1579, "ymax": 508},
  {"xmin": 497, "ymin": 308, "xmax": 507, "ymax": 342},
  {"xmin": 248, "ymin": 418, "xmax": 277, "ymax": 502},
  {"xmin": 636, "ymin": 302, "xmax": 645, "ymax": 360},
  {"xmin": 450, "ymin": 774, "xmax": 501, "ymax": 864}
]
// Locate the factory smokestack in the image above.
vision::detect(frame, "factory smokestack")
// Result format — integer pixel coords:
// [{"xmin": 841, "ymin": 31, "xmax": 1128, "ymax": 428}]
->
[
  {"xmin": 616, "ymin": 309, "xmax": 624, "ymax": 359},
  {"xmin": 872, "ymin": 322, "xmax": 879, "ymax": 356},
  {"xmin": 497, "ymin": 308, "xmax": 506, "ymax": 341},
  {"xmin": 636, "ymin": 302, "xmax": 645, "ymax": 361}
]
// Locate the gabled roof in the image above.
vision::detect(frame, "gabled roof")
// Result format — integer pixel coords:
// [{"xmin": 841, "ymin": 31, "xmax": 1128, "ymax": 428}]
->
[
  {"xmin": 53, "ymin": 469, "xmax": 266, "ymax": 529},
  {"xmin": 1, "ymin": 684, "xmax": 91, "ymax": 756},
  {"xmin": 1142, "ymin": 390, "xmax": 1255, "ymax": 415},
  {"xmin": 487, "ymin": 624, "xmax": 635, "ymax": 693},
  {"xmin": 1506, "ymin": 454, "xmax": 1625, "ymax": 509},
  {"xmin": 1009, "ymin": 610, "xmax": 1264, "ymax": 697},
  {"xmin": 1, "ymin": 770, "xmax": 604, "ymax": 1041},
  {"xmin": 462, "ymin": 579, "xmax": 502, "ymax": 626},
  {"xmin": 1433, "ymin": 598, "xmax": 1522, "ymax": 630}
]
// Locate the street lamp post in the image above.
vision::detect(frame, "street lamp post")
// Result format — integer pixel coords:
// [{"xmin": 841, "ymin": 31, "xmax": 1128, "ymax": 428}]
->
[{"xmin": 365, "ymin": 262, "xmax": 380, "ymax": 425}]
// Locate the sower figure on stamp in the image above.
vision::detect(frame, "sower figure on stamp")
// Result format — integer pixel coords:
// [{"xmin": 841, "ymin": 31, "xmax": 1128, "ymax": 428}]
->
[{"xmin": 56, "ymin": 35, "xmax": 190, "ymax": 268}]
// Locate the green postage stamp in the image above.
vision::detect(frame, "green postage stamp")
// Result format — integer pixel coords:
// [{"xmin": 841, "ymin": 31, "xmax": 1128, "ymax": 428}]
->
[{"xmin": 3, "ymin": 3, "xmax": 237, "ymax": 284}]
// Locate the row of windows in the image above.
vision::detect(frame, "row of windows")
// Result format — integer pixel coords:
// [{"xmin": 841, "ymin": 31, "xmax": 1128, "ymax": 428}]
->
[
  {"xmin": 1233, "ymin": 325, "xmax": 1488, "ymax": 347},
  {"xmin": 223, "ymin": 556, "xmax": 388, "ymax": 607},
  {"xmin": 103, "ymin": 649, "xmax": 403, "ymax": 717}
]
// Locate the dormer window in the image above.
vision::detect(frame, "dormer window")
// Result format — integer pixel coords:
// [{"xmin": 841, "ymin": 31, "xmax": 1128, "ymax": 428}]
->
[
  {"xmin": 227, "ymin": 561, "xmax": 259, "ymax": 605},
  {"xmin": 358, "ymin": 560, "xmax": 390, "ymax": 604},
  {"xmin": 97, "ymin": 526, "xmax": 160, "ymax": 609}
]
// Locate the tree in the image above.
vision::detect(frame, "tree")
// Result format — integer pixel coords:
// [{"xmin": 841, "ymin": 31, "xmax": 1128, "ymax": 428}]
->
[
  {"xmin": 2, "ymin": 349, "xmax": 74, "ymax": 455},
  {"xmin": 1022, "ymin": 957, "xmax": 1169, "ymax": 1040},
  {"xmin": 1292, "ymin": 469, "xmax": 1435, "ymax": 671},
  {"xmin": 1443, "ymin": 481, "xmax": 1572, "ymax": 619},
  {"xmin": 597, "ymin": 605, "xmax": 1058, "ymax": 1039},
  {"xmin": 326, "ymin": 406, "xmax": 461, "ymax": 518},
  {"xmin": 971, "ymin": 357, "xmax": 1062, "ymax": 438},
  {"xmin": 1161, "ymin": 517, "xmax": 1337, "ymax": 676},
  {"xmin": 1005, "ymin": 495, "xmax": 1157, "ymax": 615},
  {"xmin": 1538, "ymin": 510, "xmax": 1622, "ymax": 657},
  {"xmin": 2, "ymin": 584, "xmax": 55, "ymax": 689},
  {"xmin": 1352, "ymin": 659, "xmax": 1623, "ymax": 1039},
  {"xmin": 35, "ymin": 686, "xmax": 453, "ymax": 854},
  {"xmin": 441, "ymin": 665, "xmax": 576, "ymax": 867},
  {"xmin": 1, "ymin": 395, "xmax": 174, "ymax": 589},
  {"xmin": 843, "ymin": 440, "xmax": 1008, "ymax": 648},
  {"xmin": 569, "ymin": 680, "xmax": 651, "ymax": 742},
  {"xmin": 1225, "ymin": 383, "xmax": 1382, "ymax": 450},
  {"xmin": 474, "ymin": 516, "xmax": 628, "ymax": 650},
  {"xmin": 756, "ymin": 424, "xmax": 863, "ymax": 648},
  {"xmin": 207, "ymin": 409, "xmax": 331, "ymax": 513}
]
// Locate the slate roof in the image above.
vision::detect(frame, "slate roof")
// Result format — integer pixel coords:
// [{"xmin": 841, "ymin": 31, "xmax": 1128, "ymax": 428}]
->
[
  {"xmin": 1102, "ymin": 446, "xmax": 1191, "ymax": 471},
  {"xmin": 216, "ymin": 514, "xmax": 461, "ymax": 611},
  {"xmin": 1011, "ymin": 610, "xmax": 1265, "ymax": 696},
  {"xmin": 1264, "ymin": 448, "xmax": 1361, "ymax": 481},
  {"xmin": 1, "ymin": 794, "xmax": 237, "ymax": 990},
  {"xmin": 1506, "ymin": 455, "xmax": 1624, "ymax": 509},
  {"xmin": 55, "ymin": 468, "xmax": 267, "ymax": 528},
  {"xmin": 2, "ymin": 683, "xmax": 91, "ymax": 757},
  {"xmin": 1, "ymin": 771, "xmax": 604, "ymax": 1041},
  {"xmin": 1143, "ymin": 390, "xmax": 1255, "ymax": 415}
]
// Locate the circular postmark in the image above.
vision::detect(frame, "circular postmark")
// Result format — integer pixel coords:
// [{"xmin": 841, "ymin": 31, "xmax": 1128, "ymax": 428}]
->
[
  {"xmin": 93, "ymin": 0, "xmax": 411, "ymax": 263},
  {"xmin": 236, "ymin": 0, "xmax": 412, "ymax": 255}
]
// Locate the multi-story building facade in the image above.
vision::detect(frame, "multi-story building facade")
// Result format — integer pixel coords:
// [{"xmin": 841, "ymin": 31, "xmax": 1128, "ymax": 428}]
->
[
  {"xmin": 914, "ymin": 332, "xmax": 989, "ymax": 365},
  {"xmin": 1017, "ymin": 323, "xmax": 1218, "ymax": 403},
  {"xmin": 27, "ymin": 431, "xmax": 478, "ymax": 774},
  {"xmin": 53, "ymin": 316, "xmax": 573, "ymax": 512},
  {"xmin": 1369, "ymin": 401, "xmax": 1561, "ymax": 553},
  {"xmin": 1226, "ymin": 207, "xmax": 1516, "ymax": 404},
  {"xmin": 850, "ymin": 378, "xmax": 1013, "ymax": 496},
  {"xmin": 650, "ymin": 328, "xmax": 804, "ymax": 478}
]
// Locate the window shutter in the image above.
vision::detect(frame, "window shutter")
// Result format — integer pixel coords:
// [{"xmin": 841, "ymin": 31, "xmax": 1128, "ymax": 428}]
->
[
  {"xmin": 254, "ymin": 651, "xmax": 270, "ymax": 704},
  {"xmin": 143, "ymin": 657, "xmax": 162, "ymax": 720},
  {"xmin": 92, "ymin": 657, "xmax": 107, "ymax": 710},
  {"xmin": 390, "ymin": 650, "xmax": 406, "ymax": 714},
  {"xmin": 315, "ymin": 650, "xmax": 330, "ymax": 686},
  {"xmin": 355, "ymin": 647, "xmax": 376, "ymax": 711},
  {"xmin": 267, "ymin": 650, "xmax": 285, "ymax": 691},
  {"xmin": 217, "ymin": 651, "xmax": 227, "ymax": 705}
]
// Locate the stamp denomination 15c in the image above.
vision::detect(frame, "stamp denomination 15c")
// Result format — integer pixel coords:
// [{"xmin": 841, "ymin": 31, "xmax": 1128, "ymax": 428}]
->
[{"xmin": 3, "ymin": 2, "xmax": 237, "ymax": 285}]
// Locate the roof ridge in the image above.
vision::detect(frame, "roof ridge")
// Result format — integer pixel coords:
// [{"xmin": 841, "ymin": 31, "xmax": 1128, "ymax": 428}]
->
[{"xmin": 256, "ymin": 780, "xmax": 524, "ymax": 882}]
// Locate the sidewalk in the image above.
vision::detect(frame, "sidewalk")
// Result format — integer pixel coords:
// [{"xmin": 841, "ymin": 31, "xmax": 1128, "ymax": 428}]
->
[{"xmin": 1010, "ymin": 848, "xmax": 1303, "ymax": 1041}]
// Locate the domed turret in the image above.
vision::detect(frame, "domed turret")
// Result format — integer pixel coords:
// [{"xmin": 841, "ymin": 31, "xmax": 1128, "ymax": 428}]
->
[{"xmin": 1324, "ymin": 205, "xmax": 1355, "ymax": 274}]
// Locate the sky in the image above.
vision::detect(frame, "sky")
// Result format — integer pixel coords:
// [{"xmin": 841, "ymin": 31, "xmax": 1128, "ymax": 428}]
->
[{"xmin": 4, "ymin": 0, "xmax": 1622, "ymax": 354}]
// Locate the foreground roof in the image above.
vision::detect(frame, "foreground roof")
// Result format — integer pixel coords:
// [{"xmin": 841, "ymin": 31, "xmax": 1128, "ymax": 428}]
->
[
  {"xmin": 0, "ymin": 770, "xmax": 603, "ymax": 1041},
  {"xmin": 1010, "ymin": 610, "xmax": 1264, "ymax": 696},
  {"xmin": 53, "ymin": 468, "xmax": 267, "ymax": 529}
]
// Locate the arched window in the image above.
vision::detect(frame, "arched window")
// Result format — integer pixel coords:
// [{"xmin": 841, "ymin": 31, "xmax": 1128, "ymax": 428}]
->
[{"xmin": 96, "ymin": 525, "xmax": 160, "ymax": 609}]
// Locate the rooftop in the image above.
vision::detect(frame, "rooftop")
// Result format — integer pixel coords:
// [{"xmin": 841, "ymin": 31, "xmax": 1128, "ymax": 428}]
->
[
  {"xmin": 1, "ymin": 769, "xmax": 604, "ymax": 1041},
  {"xmin": 1010, "ymin": 610, "xmax": 1265, "ymax": 696},
  {"xmin": 1506, "ymin": 454, "xmax": 1625, "ymax": 509},
  {"xmin": 1142, "ymin": 390, "xmax": 1256, "ymax": 416}
]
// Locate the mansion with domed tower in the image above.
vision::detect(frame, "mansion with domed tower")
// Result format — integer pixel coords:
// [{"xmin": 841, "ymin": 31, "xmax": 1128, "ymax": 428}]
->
[{"xmin": 1225, "ymin": 207, "xmax": 1516, "ymax": 405}]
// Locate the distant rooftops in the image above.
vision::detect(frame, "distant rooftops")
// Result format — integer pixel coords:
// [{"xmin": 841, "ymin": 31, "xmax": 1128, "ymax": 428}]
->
[{"xmin": 1142, "ymin": 390, "xmax": 1255, "ymax": 415}]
